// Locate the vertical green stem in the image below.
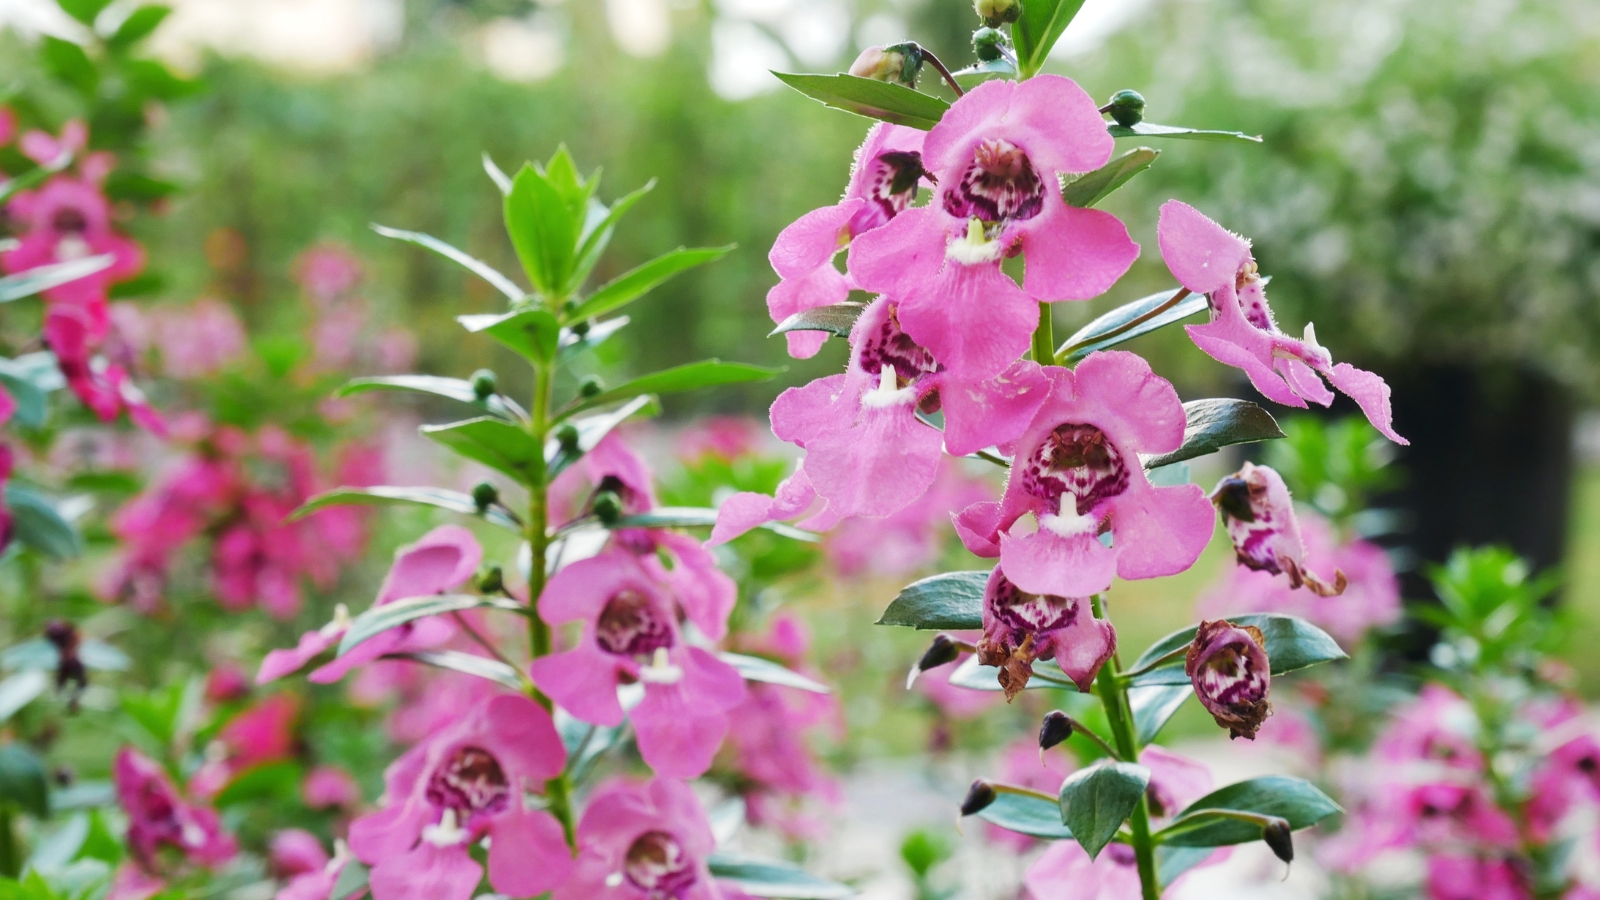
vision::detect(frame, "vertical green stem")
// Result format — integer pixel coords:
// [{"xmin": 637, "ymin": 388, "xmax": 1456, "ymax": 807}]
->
[
  {"xmin": 527, "ymin": 353, "xmax": 575, "ymax": 844},
  {"xmin": 1032, "ymin": 302, "xmax": 1054, "ymax": 365},
  {"xmin": 0, "ymin": 807, "xmax": 18, "ymax": 879},
  {"xmin": 1091, "ymin": 595, "xmax": 1161, "ymax": 900}
]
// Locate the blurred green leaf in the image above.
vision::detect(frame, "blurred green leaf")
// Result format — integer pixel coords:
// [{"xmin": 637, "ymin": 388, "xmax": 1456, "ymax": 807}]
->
[
  {"xmin": 102, "ymin": 171, "xmax": 179, "ymax": 202},
  {"xmin": 1108, "ymin": 122, "xmax": 1262, "ymax": 143},
  {"xmin": 0, "ymin": 673, "xmax": 48, "ymax": 724},
  {"xmin": 1060, "ymin": 762, "xmax": 1150, "ymax": 859},
  {"xmin": 122, "ymin": 59, "xmax": 202, "ymax": 101},
  {"xmin": 41, "ymin": 38, "xmax": 97, "ymax": 95},
  {"xmin": 1013, "ymin": 0, "xmax": 1088, "ymax": 77},
  {"xmin": 6, "ymin": 487, "xmax": 83, "ymax": 559},
  {"xmin": 420, "ymin": 417, "xmax": 543, "ymax": 484},
  {"xmin": 899, "ymin": 829, "xmax": 951, "ymax": 879},
  {"xmin": 719, "ymin": 652, "xmax": 830, "ymax": 693},
  {"xmin": 877, "ymin": 570, "xmax": 988, "ymax": 630},
  {"xmin": 338, "ymin": 593, "xmax": 525, "ymax": 657},
  {"xmin": 1157, "ymin": 846, "xmax": 1217, "ymax": 885},
  {"xmin": 383, "ymin": 650, "xmax": 524, "ymax": 690},
  {"xmin": 707, "ymin": 852, "xmax": 853, "ymax": 900},
  {"xmin": 0, "ymin": 745, "xmax": 49, "ymax": 818},
  {"xmin": 1063, "ymin": 148, "xmax": 1160, "ymax": 209},
  {"xmin": 214, "ymin": 761, "xmax": 302, "ymax": 808},
  {"xmin": 1157, "ymin": 776, "xmax": 1340, "ymax": 846},
  {"xmin": 569, "ymin": 246, "xmax": 732, "ymax": 322},
  {"xmin": 505, "ymin": 164, "xmax": 577, "ymax": 297},
  {"xmin": 0, "ymin": 256, "xmax": 115, "ymax": 304},
  {"xmin": 337, "ymin": 375, "xmax": 527, "ymax": 421},
  {"xmin": 292, "ymin": 486, "xmax": 521, "ymax": 532},
  {"xmin": 121, "ymin": 682, "xmax": 187, "ymax": 748},
  {"xmin": 973, "ymin": 785, "xmax": 1073, "ymax": 840},
  {"xmin": 457, "ymin": 307, "xmax": 560, "ymax": 365},
  {"xmin": 1141, "ymin": 399, "xmax": 1285, "ymax": 470},
  {"xmin": 770, "ymin": 302, "xmax": 865, "ymax": 340},
  {"xmin": 330, "ymin": 861, "xmax": 368, "ymax": 900},
  {"xmin": 1128, "ymin": 614, "xmax": 1347, "ymax": 687},
  {"xmin": 556, "ymin": 360, "xmax": 779, "ymax": 422},
  {"xmin": 56, "ymin": 0, "xmax": 113, "ymax": 26},
  {"xmin": 542, "ymin": 145, "xmax": 591, "ymax": 222},
  {"xmin": 772, "ymin": 73, "xmax": 950, "ymax": 130},
  {"xmin": 254, "ymin": 334, "xmax": 308, "ymax": 378},
  {"xmin": 372, "ymin": 224, "xmax": 524, "ymax": 302},
  {"xmin": 1132, "ymin": 684, "xmax": 1192, "ymax": 744},
  {"xmin": 106, "ymin": 6, "xmax": 172, "ymax": 50},
  {"xmin": 0, "ymin": 367, "xmax": 48, "ymax": 429},
  {"xmin": 1056, "ymin": 288, "xmax": 1208, "ymax": 364}
]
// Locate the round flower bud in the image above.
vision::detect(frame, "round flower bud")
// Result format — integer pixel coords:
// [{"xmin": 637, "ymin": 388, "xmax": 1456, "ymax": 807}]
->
[
  {"xmin": 974, "ymin": 0, "xmax": 1020, "ymax": 26},
  {"xmin": 478, "ymin": 565, "xmax": 504, "ymax": 595},
  {"xmin": 1262, "ymin": 818, "xmax": 1294, "ymax": 864},
  {"xmin": 848, "ymin": 43, "xmax": 924, "ymax": 87},
  {"xmin": 556, "ymin": 423, "xmax": 581, "ymax": 451},
  {"xmin": 972, "ymin": 26, "xmax": 1008, "ymax": 62},
  {"xmin": 1186, "ymin": 619, "xmax": 1272, "ymax": 740},
  {"xmin": 591, "ymin": 490, "xmax": 623, "ymax": 526},
  {"xmin": 959, "ymin": 779, "xmax": 997, "ymax": 816},
  {"xmin": 470, "ymin": 369, "xmax": 497, "ymax": 400},
  {"xmin": 1106, "ymin": 89, "xmax": 1146, "ymax": 127},
  {"xmin": 1038, "ymin": 710, "xmax": 1074, "ymax": 752},
  {"xmin": 578, "ymin": 375, "xmax": 605, "ymax": 398},
  {"xmin": 570, "ymin": 319, "xmax": 591, "ymax": 338},
  {"xmin": 471, "ymin": 481, "xmax": 499, "ymax": 511}
]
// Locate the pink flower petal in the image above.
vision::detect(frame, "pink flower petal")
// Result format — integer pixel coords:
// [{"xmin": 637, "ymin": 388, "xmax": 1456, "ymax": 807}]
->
[
  {"xmin": 708, "ymin": 466, "xmax": 820, "ymax": 547},
  {"xmin": 1186, "ymin": 323, "xmax": 1308, "ymax": 408},
  {"xmin": 769, "ymin": 201, "xmax": 860, "ymax": 279},
  {"xmin": 1109, "ymin": 479, "xmax": 1214, "ymax": 582},
  {"xmin": 1019, "ymin": 194, "xmax": 1139, "ymax": 303},
  {"xmin": 935, "ymin": 360, "xmax": 1050, "ymax": 458},
  {"xmin": 1157, "ymin": 199, "xmax": 1252, "ymax": 295},
  {"xmin": 999, "ymin": 529, "xmax": 1118, "ymax": 598},
  {"xmin": 802, "ymin": 399, "xmax": 943, "ymax": 519},
  {"xmin": 487, "ymin": 808, "xmax": 575, "ymax": 896},
  {"xmin": 369, "ymin": 844, "xmax": 481, "ymax": 900},
  {"xmin": 529, "ymin": 647, "xmax": 627, "ymax": 727},
  {"xmin": 922, "ymin": 76, "xmax": 1111, "ymax": 178},
  {"xmin": 953, "ymin": 500, "xmax": 1004, "ymax": 558},
  {"xmin": 1069, "ymin": 351, "xmax": 1187, "ymax": 455},
  {"xmin": 1328, "ymin": 362, "xmax": 1408, "ymax": 445},
  {"xmin": 769, "ymin": 373, "xmax": 855, "ymax": 447}
]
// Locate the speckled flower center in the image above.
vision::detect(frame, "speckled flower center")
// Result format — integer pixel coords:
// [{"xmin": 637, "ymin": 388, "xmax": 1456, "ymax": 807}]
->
[
  {"xmin": 51, "ymin": 207, "xmax": 88, "ymax": 234},
  {"xmin": 988, "ymin": 576, "xmax": 1079, "ymax": 634},
  {"xmin": 425, "ymin": 746, "xmax": 510, "ymax": 818},
  {"xmin": 1022, "ymin": 423, "xmax": 1129, "ymax": 516},
  {"xmin": 1195, "ymin": 642, "xmax": 1267, "ymax": 706},
  {"xmin": 624, "ymin": 830, "xmax": 698, "ymax": 898},
  {"xmin": 943, "ymin": 139, "xmax": 1044, "ymax": 225},
  {"xmin": 850, "ymin": 150, "xmax": 926, "ymax": 234},
  {"xmin": 857, "ymin": 305, "xmax": 941, "ymax": 388},
  {"xmin": 596, "ymin": 588, "xmax": 675, "ymax": 657},
  {"xmin": 1235, "ymin": 260, "xmax": 1275, "ymax": 332}
]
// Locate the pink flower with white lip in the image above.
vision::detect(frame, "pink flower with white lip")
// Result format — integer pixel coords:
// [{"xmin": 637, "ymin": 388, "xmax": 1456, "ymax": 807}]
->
[
  {"xmin": 349, "ymin": 695, "xmax": 573, "ymax": 900},
  {"xmin": 768, "ymin": 123, "xmax": 928, "ymax": 359},
  {"xmin": 957, "ymin": 351, "xmax": 1214, "ymax": 599},
  {"xmin": 256, "ymin": 524, "xmax": 479, "ymax": 684},
  {"xmin": 4, "ymin": 175, "xmax": 144, "ymax": 315},
  {"xmin": 555, "ymin": 777, "xmax": 747, "ymax": 900},
  {"xmin": 530, "ymin": 547, "xmax": 745, "ymax": 778},
  {"xmin": 848, "ymin": 76, "xmax": 1139, "ymax": 382},
  {"xmin": 114, "ymin": 747, "xmax": 238, "ymax": 874},
  {"xmin": 976, "ymin": 564, "xmax": 1115, "ymax": 697},
  {"xmin": 1157, "ymin": 200, "xmax": 1407, "ymax": 445},
  {"xmin": 18, "ymin": 119, "xmax": 87, "ymax": 168},
  {"xmin": 1212, "ymin": 461, "xmax": 1345, "ymax": 595}
]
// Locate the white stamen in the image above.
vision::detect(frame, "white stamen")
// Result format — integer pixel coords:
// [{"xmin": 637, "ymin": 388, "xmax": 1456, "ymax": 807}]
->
[
  {"xmin": 1037, "ymin": 496, "xmax": 1099, "ymax": 537},
  {"xmin": 327, "ymin": 839, "xmax": 352, "ymax": 872},
  {"xmin": 181, "ymin": 822, "xmax": 207, "ymax": 848},
  {"xmin": 421, "ymin": 808, "xmax": 470, "ymax": 846},
  {"xmin": 861, "ymin": 364, "xmax": 916, "ymax": 409},
  {"xmin": 606, "ymin": 872, "xmax": 625, "ymax": 888},
  {"xmin": 1302, "ymin": 322, "xmax": 1324, "ymax": 353},
  {"xmin": 637, "ymin": 647, "xmax": 684, "ymax": 684},
  {"xmin": 945, "ymin": 218, "xmax": 1003, "ymax": 265},
  {"xmin": 54, "ymin": 235, "xmax": 91, "ymax": 262},
  {"xmin": 319, "ymin": 604, "xmax": 352, "ymax": 637}
]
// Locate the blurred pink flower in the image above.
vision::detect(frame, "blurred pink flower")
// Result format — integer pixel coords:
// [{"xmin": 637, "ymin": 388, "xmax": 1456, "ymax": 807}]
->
[
  {"xmin": 150, "ymin": 299, "xmax": 248, "ymax": 379},
  {"xmin": 987, "ymin": 739, "xmax": 1076, "ymax": 851},
  {"xmin": 114, "ymin": 747, "xmax": 237, "ymax": 874},
  {"xmin": 303, "ymin": 765, "xmax": 362, "ymax": 811},
  {"xmin": 190, "ymin": 693, "xmax": 300, "ymax": 798},
  {"xmin": 826, "ymin": 459, "xmax": 992, "ymax": 577},
  {"xmin": 555, "ymin": 777, "xmax": 746, "ymax": 900},
  {"xmin": 270, "ymin": 829, "xmax": 330, "ymax": 877},
  {"xmin": 676, "ymin": 415, "xmax": 766, "ymax": 463},
  {"xmin": 295, "ymin": 243, "xmax": 363, "ymax": 305}
]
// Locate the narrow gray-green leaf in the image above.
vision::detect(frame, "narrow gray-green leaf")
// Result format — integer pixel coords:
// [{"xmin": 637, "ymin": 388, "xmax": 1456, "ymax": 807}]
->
[
  {"xmin": 556, "ymin": 361, "xmax": 780, "ymax": 422},
  {"xmin": 770, "ymin": 302, "xmax": 866, "ymax": 340},
  {"xmin": 482, "ymin": 153, "xmax": 513, "ymax": 195},
  {"xmin": 951, "ymin": 58, "xmax": 1018, "ymax": 83},
  {"xmin": 600, "ymin": 505, "xmax": 818, "ymax": 542},
  {"xmin": 1108, "ymin": 122, "xmax": 1263, "ymax": 144},
  {"xmin": 336, "ymin": 375, "xmax": 526, "ymax": 421},
  {"xmin": 1141, "ymin": 399, "xmax": 1285, "ymax": 470},
  {"xmin": 382, "ymin": 650, "xmax": 524, "ymax": 690},
  {"xmin": 545, "ymin": 396, "xmax": 659, "ymax": 482},
  {"xmin": 0, "ymin": 255, "xmax": 114, "ymax": 303},
  {"xmin": 289, "ymin": 486, "xmax": 521, "ymax": 532},
  {"xmin": 1060, "ymin": 762, "xmax": 1151, "ymax": 859},
  {"xmin": 0, "ymin": 671, "xmax": 48, "ymax": 723},
  {"xmin": 1057, "ymin": 288, "xmax": 1208, "ymax": 364},
  {"xmin": 569, "ymin": 246, "xmax": 731, "ymax": 321},
  {"xmin": 457, "ymin": 307, "xmax": 561, "ymax": 365},
  {"xmin": 0, "ymin": 363, "xmax": 48, "ymax": 428},
  {"xmin": 1014, "ymin": 0, "xmax": 1089, "ymax": 77},
  {"xmin": 421, "ymin": 417, "xmax": 544, "ymax": 484},
  {"xmin": 559, "ymin": 316, "xmax": 630, "ymax": 360},
  {"xmin": 1158, "ymin": 846, "xmax": 1218, "ymax": 884},
  {"xmin": 1158, "ymin": 776, "xmax": 1341, "ymax": 847},
  {"xmin": 1127, "ymin": 614, "xmax": 1347, "ymax": 687},
  {"xmin": 0, "ymin": 743, "xmax": 49, "ymax": 817},
  {"xmin": 371, "ymin": 224, "xmax": 523, "ymax": 302},
  {"xmin": 772, "ymin": 72, "xmax": 951, "ymax": 130},
  {"xmin": 6, "ymin": 486, "xmax": 82, "ymax": 559},
  {"xmin": 974, "ymin": 785, "xmax": 1073, "ymax": 840},
  {"xmin": 330, "ymin": 860, "xmax": 370, "ymax": 900},
  {"xmin": 1132, "ymin": 683, "xmax": 1192, "ymax": 745},
  {"xmin": 720, "ymin": 652, "xmax": 830, "ymax": 693},
  {"xmin": 1062, "ymin": 148, "xmax": 1159, "ymax": 209},
  {"xmin": 876, "ymin": 570, "xmax": 989, "ymax": 630},
  {"xmin": 707, "ymin": 853, "xmax": 853, "ymax": 900},
  {"xmin": 338, "ymin": 594, "xmax": 525, "ymax": 656}
]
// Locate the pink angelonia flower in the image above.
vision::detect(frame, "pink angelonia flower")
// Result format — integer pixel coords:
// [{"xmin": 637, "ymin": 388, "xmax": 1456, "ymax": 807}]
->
[
  {"xmin": 976, "ymin": 564, "xmax": 1115, "ymax": 697},
  {"xmin": 531, "ymin": 547, "xmax": 745, "ymax": 778},
  {"xmin": 204, "ymin": 663, "xmax": 251, "ymax": 703},
  {"xmin": 549, "ymin": 430, "xmax": 659, "ymax": 526},
  {"xmin": 0, "ymin": 445, "xmax": 14, "ymax": 554},
  {"xmin": 1212, "ymin": 462, "xmax": 1345, "ymax": 595},
  {"xmin": 957, "ymin": 352, "xmax": 1214, "ymax": 598},
  {"xmin": 256, "ymin": 525, "xmax": 480, "ymax": 684},
  {"xmin": 151, "ymin": 299, "xmax": 248, "ymax": 379},
  {"xmin": 1199, "ymin": 513, "xmax": 1399, "ymax": 645},
  {"xmin": 1426, "ymin": 855, "xmax": 1531, "ymax": 900},
  {"xmin": 1139, "ymin": 745, "xmax": 1214, "ymax": 822},
  {"xmin": 18, "ymin": 119, "xmax": 87, "ymax": 168},
  {"xmin": 1402, "ymin": 781, "xmax": 1520, "ymax": 849},
  {"xmin": 302, "ymin": 765, "xmax": 362, "ymax": 811},
  {"xmin": 916, "ymin": 653, "xmax": 1003, "ymax": 721},
  {"xmin": 349, "ymin": 695, "xmax": 572, "ymax": 900},
  {"xmin": 1024, "ymin": 837, "xmax": 1221, "ymax": 900},
  {"xmin": 106, "ymin": 864, "xmax": 167, "ymax": 900},
  {"xmin": 1186, "ymin": 619, "xmax": 1272, "ymax": 740},
  {"xmin": 4, "ymin": 175, "xmax": 143, "ymax": 314},
  {"xmin": 676, "ymin": 415, "xmax": 766, "ymax": 464},
  {"xmin": 275, "ymin": 839, "xmax": 356, "ymax": 900},
  {"xmin": 385, "ymin": 668, "xmax": 505, "ymax": 745},
  {"xmin": 825, "ymin": 458, "xmax": 993, "ymax": 577},
  {"xmin": 849, "ymin": 76, "xmax": 1139, "ymax": 382},
  {"xmin": 114, "ymin": 747, "xmax": 237, "ymax": 874},
  {"xmin": 1157, "ymin": 200, "xmax": 1406, "ymax": 444},
  {"xmin": 1375, "ymin": 685, "xmax": 1483, "ymax": 771},
  {"xmin": 767, "ymin": 123, "xmax": 928, "ymax": 358},
  {"xmin": 556, "ymin": 777, "xmax": 744, "ymax": 900},
  {"xmin": 271, "ymin": 829, "xmax": 330, "ymax": 878},
  {"xmin": 295, "ymin": 242, "xmax": 364, "ymax": 306},
  {"xmin": 191, "ymin": 693, "xmax": 299, "ymax": 798},
  {"xmin": 43, "ymin": 305, "xmax": 165, "ymax": 433}
]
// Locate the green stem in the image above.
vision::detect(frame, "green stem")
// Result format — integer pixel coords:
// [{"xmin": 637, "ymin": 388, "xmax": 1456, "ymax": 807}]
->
[
  {"xmin": 0, "ymin": 807, "xmax": 18, "ymax": 879},
  {"xmin": 1032, "ymin": 302, "xmax": 1054, "ymax": 365},
  {"xmin": 1092, "ymin": 596, "xmax": 1161, "ymax": 900}
]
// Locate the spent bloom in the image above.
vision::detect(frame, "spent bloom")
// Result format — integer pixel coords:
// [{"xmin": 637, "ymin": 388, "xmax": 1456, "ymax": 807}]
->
[
  {"xmin": 976, "ymin": 564, "xmax": 1115, "ymax": 697},
  {"xmin": 849, "ymin": 76, "xmax": 1138, "ymax": 381},
  {"xmin": 956, "ymin": 352, "xmax": 1214, "ymax": 599},
  {"xmin": 1186, "ymin": 619, "xmax": 1272, "ymax": 739},
  {"xmin": 1157, "ymin": 200, "xmax": 1406, "ymax": 445},
  {"xmin": 1212, "ymin": 461, "xmax": 1345, "ymax": 596}
]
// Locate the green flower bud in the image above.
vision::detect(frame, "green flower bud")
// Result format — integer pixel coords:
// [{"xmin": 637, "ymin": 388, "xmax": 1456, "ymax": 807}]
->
[
  {"xmin": 478, "ymin": 565, "xmax": 504, "ymax": 594},
  {"xmin": 972, "ymin": 26, "xmax": 1008, "ymax": 62},
  {"xmin": 578, "ymin": 375, "xmax": 605, "ymax": 398},
  {"xmin": 974, "ymin": 0, "xmax": 1020, "ymax": 26},
  {"xmin": 470, "ymin": 369, "xmax": 497, "ymax": 400},
  {"xmin": 1106, "ymin": 89, "xmax": 1146, "ymax": 127},
  {"xmin": 471, "ymin": 481, "xmax": 499, "ymax": 511},
  {"xmin": 591, "ymin": 490, "xmax": 623, "ymax": 526},
  {"xmin": 570, "ymin": 319, "xmax": 591, "ymax": 337},
  {"xmin": 556, "ymin": 423, "xmax": 581, "ymax": 451},
  {"xmin": 848, "ymin": 42, "xmax": 924, "ymax": 88}
]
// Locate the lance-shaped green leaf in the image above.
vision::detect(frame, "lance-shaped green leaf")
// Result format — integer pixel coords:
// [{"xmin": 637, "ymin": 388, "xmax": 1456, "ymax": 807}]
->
[
  {"xmin": 1056, "ymin": 288, "xmax": 1208, "ymax": 364},
  {"xmin": 1060, "ymin": 762, "xmax": 1151, "ymax": 859},
  {"xmin": 1141, "ymin": 399, "xmax": 1286, "ymax": 470},
  {"xmin": 371, "ymin": 224, "xmax": 524, "ymax": 302},
  {"xmin": 973, "ymin": 785, "xmax": 1074, "ymax": 840},
  {"xmin": 289, "ymin": 486, "xmax": 522, "ymax": 532},
  {"xmin": 0, "ymin": 255, "xmax": 115, "ymax": 303},
  {"xmin": 421, "ymin": 417, "xmax": 544, "ymax": 484},
  {"xmin": 951, "ymin": 58, "xmax": 1018, "ymax": 83},
  {"xmin": 1156, "ymin": 776, "xmax": 1341, "ymax": 846},
  {"xmin": 720, "ymin": 652, "xmax": 830, "ymax": 693},
  {"xmin": 383, "ymin": 650, "xmax": 525, "ymax": 690},
  {"xmin": 6, "ymin": 487, "xmax": 83, "ymax": 559},
  {"xmin": 1013, "ymin": 0, "xmax": 1089, "ymax": 77},
  {"xmin": 2, "ymin": 637, "xmax": 128, "ymax": 673},
  {"xmin": 1063, "ymin": 147, "xmax": 1159, "ymax": 209},
  {"xmin": 545, "ymin": 395, "xmax": 658, "ymax": 483},
  {"xmin": 1132, "ymin": 683, "xmax": 1192, "ymax": 745},
  {"xmin": 1109, "ymin": 122, "xmax": 1263, "ymax": 144},
  {"xmin": 457, "ymin": 307, "xmax": 561, "ymax": 365},
  {"xmin": 556, "ymin": 360, "xmax": 780, "ymax": 422},
  {"xmin": 876, "ymin": 570, "xmax": 989, "ymax": 630},
  {"xmin": 772, "ymin": 72, "xmax": 951, "ymax": 130},
  {"xmin": 482, "ymin": 153, "xmax": 513, "ymax": 194},
  {"xmin": 0, "ymin": 743, "xmax": 49, "ymax": 818},
  {"xmin": 1127, "ymin": 614, "xmax": 1347, "ymax": 687},
  {"xmin": 946, "ymin": 654, "xmax": 1078, "ymax": 692},
  {"xmin": 0, "ymin": 361, "xmax": 49, "ymax": 429},
  {"xmin": 770, "ymin": 302, "xmax": 866, "ymax": 340},
  {"xmin": 330, "ymin": 861, "xmax": 370, "ymax": 900},
  {"xmin": 336, "ymin": 375, "xmax": 527, "ymax": 421},
  {"xmin": 506, "ymin": 164, "xmax": 580, "ymax": 296},
  {"xmin": 338, "ymin": 594, "xmax": 526, "ymax": 656},
  {"xmin": 0, "ymin": 671, "xmax": 48, "ymax": 723},
  {"xmin": 708, "ymin": 853, "xmax": 853, "ymax": 900},
  {"xmin": 559, "ymin": 316, "xmax": 630, "ymax": 360},
  {"xmin": 42, "ymin": 36, "xmax": 97, "ymax": 94},
  {"xmin": 1158, "ymin": 846, "xmax": 1218, "ymax": 885},
  {"xmin": 594, "ymin": 505, "xmax": 817, "ymax": 542},
  {"xmin": 569, "ymin": 246, "xmax": 732, "ymax": 321},
  {"xmin": 570, "ymin": 179, "xmax": 656, "ymax": 292}
]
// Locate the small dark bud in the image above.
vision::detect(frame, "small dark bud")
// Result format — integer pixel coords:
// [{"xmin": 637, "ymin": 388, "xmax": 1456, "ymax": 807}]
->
[
  {"xmin": 917, "ymin": 634, "xmax": 962, "ymax": 673},
  {"xmin": 849, "ymin": 43, "xmax": 924, "ymax": 87},
  {"xmin": 592, "ymin": 490, "xmax": 623, "ymax": 526},
  {"xmin": 44, "ymin": 620, "xmax": 86, "ymax": 695},
  {"xmin": 561, "ymin": 298, "xmax": 580, "ymax": 317},
  {"xmin": 974, "ymin": 0, "xmax": 1020, "ymax": 26},
  {"xmin": 1262, "ymin": 817, "xmax": 1294, "ymax": 863},
  {"xmin": 1039, "ymin": 710, "xmax": 1074, "ymax": 752},
  {"xmin": 578, "ymin": 375, "xmax": 605, "ymax": 398},
  {"xmin": 470, "ymin": 369, "xmax": 497, "ymax": 400},
  {"xmin": 478, "ymin": 565, "xmax": 504, "ymax": 595},
  {"xmin": 972, "ymin": 26, "xmax": 1007, "ymax": 62},
  {"xmin": 51, "ymin": 766, "xmax": 73, "ymax": 788},
  {"xmin": 556, "ymin": 423, "xmax": 581, "ymax": 451},
  {"xmin": 959, "ymin": 779, "xmax": 997, "ymax": 816},
  {"xmin": 571, "ymin": 319, "xmax": 591, "ymax": 337},
  {"xmin": 1106, "ymin": 89, "xmax": 1146, "ymax": 127},
  {"xmin": 1211, "ymin": 475, "xmax": 1255, "ymax": 523},
  {"xmin": 471, "ymin": 481, "xmax": 499, "ymax": 511}
]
